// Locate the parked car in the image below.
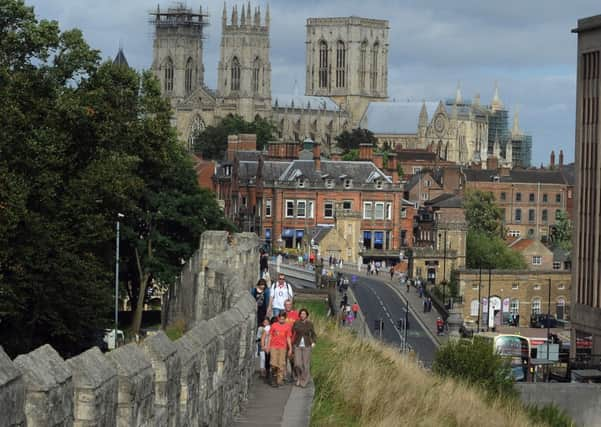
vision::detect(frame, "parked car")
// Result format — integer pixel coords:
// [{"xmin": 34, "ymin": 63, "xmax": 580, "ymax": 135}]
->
[{"xmin": 530, "ymin": 314, "xmax": 558, "ymax": 329}]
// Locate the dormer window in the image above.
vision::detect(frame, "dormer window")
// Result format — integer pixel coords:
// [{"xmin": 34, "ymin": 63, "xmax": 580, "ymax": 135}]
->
[
  {"xmin": 224, "ymin": 165, "xmax": 232, "ymax": 176},
  {"xmin": 326, "ymin": 178, "xmax": 334, "ymax": 188},
  {"xmin": 297, "ymin": 178, "xmax": 306, "ymax": 188},
  {"xmin": 344, "ymin": 179, "xmax": 352, "ymax": 189},
  {"xmin": 376, "ymin": 180, "xmax": 383, "ymax": 189}
]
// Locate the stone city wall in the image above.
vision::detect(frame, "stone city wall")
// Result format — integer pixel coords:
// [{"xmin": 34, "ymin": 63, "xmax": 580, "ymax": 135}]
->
[{"xmin": 0, "ymin": 231, "xmax": 259, "ymax": 427}]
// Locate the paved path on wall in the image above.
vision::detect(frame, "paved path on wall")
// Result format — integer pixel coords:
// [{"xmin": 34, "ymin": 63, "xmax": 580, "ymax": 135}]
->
[{"xmin": 233, "ymin": 373, "xmax": 314, "ymax": 427}]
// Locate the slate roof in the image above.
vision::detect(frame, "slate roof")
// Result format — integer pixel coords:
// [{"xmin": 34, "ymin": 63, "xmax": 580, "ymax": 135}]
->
[
  {"xmin": 426, "ymin": 193, "xmax": 463, "ymax": 208},
  {"xmin": 463, "ymin": 168, "xmax": 568, "ymax": 184},
  {"xmin": 113, "ymin": 48, "xmax": 129, "ymax": 67},
  {"xmin": 397, "ymin": 149, "xmax": 437, "ymax": 161},
  {"xmin": 272, "ymin": 93, "xmax": 340, "ymax": 111},
  {"xmin": 560, "ymin": 163, "xmax": 575, "ymax": 186},
  {"xmin": 279, "ymin": 160, "xmax": 391, "ymax": 184},
  {"xmin": 238, "ymin": 161, "xmax": 258, "ymax": 182},
  {"xmin": 553, "ymin": 247, "xmax": 571, "ymax": 263},
  {"xmin": 508, "ymin": 238, "xmax": 536, "ymax": 251},
  {"xmin": 403, "ymin": 169, "xmax": 443, "ymax": 191},
  {"xmin": 262, "ymin": 161, "xmax": 291, "ymax": 182},
  {"xmin": 359, "ymin": 101, "xmax": 437, "ymax": 134},
  {"xmin": 235, "ymin": 151, "xmax": 262, "ymax": 161}
]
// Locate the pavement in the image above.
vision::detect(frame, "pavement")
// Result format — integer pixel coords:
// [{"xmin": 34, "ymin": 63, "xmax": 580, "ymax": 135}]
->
[{"xmin": 233, "ymin": 373, "xmax": 314, "ymax": 427}]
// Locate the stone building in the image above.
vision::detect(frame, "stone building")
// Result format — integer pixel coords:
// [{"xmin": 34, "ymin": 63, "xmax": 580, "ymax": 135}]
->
[
  {"xmin": 457, "ymin": 269, "xmax": 571, "ymax": 329},
  {"xmin": 507, "ymin": 238, "xmax": 555, "ymax": 271},
  {"xmin": 571, "ymin": 14, "xmax": 601, "ymax": 359}
]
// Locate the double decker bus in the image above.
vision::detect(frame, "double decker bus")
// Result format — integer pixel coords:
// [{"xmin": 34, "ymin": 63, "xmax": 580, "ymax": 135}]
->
[{"xmin": 478, "ymin": 333, "xmax": 530, "ymax": 382}]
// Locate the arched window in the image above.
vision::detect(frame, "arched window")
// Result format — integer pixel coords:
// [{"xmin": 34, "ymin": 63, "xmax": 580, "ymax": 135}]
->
[
  {"xmin": 185, "ymin": 57, "xmax": 194, "ymax": 95},
  {"xmin": 319, "ymin": 41, "xmax": 328, "ymax": 89},
  {"xmin": 252, "ymin": 57, "xmax": 260, "ymax": 92},
  {"xmin": 187, "ymin": 115, "xmax": 205, "ymax": 152},
  {"xmin": 556, "ymin": 297, "xmax": 566, "ymax": 320},
  {"xmin": 336, "ymin": 41, "xmax": 346, "ymax": 88},
  {"xmin": 371, "ymin": 42, "xmax": 379, "ymax": 91},
  {"xmin": 359, "ymin": 40, "xmax": 368, "ymax": 90},
  {"xmin": 164, "ymin": 57, "xmax": 174, "ymax": 93},
  {"xmin": 531, "ymin": 298, "xmax": 541, "ymax": 315},
  {"xmin": 231, "ymin": 57, "xmax": 240, "ymax": 91}
]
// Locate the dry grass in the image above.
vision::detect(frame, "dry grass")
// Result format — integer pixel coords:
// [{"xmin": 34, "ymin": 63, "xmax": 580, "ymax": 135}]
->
[{"xmin": 311, "ymin": 319, "xmax": 545, "ymax": 427}]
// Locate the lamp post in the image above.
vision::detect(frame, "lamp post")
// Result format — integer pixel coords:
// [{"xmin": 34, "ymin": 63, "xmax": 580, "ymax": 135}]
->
[
  {"xmin": 114, "ymin": 213, "xmax": 124, "ymax": 348},
  {"xmin": 477, "ymin": 262, "xmax": 482, "ymax": 332},
  {"xmin": 487, "ymin": 266, "xmax": 492, "ymax": 332},
  {"xmin": 442, "ymin": 229, "xmax": 448, "ymax": 307}
]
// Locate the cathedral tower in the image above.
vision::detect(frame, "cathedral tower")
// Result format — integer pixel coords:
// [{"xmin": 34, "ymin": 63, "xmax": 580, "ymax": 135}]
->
[
  {"xmin": 150, "ymin": 4, "xmax": 208, "ymax": 103},
  {"xmin": 305, "ymin": 17, "xmax": 389, "ymax": 123},
  {"xmin": 217, "ymin": 2, "xmax": 272, "ymax": 121}
]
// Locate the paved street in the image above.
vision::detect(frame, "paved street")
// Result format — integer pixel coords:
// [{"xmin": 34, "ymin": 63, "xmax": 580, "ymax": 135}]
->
[{"xmin": 348, "ymin": 275, "xmax": 439, "ymax": 367}]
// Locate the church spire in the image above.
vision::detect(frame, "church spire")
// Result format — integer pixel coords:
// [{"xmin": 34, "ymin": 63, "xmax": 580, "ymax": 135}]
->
[
  {"xmin": 418, "ymin": 100, "xmax": 428, "ymax": 127},
  {"xmin": 265, "ymin": 3, "xmax": 270, "ymax": 29},
  {"xmin": 491, "ymin": 81, "xmax": 503, "ymax": 111},
  {"xmin": 512, "ymin": 109, "xmax": 521, "ymax": 136},
  {"xmin": 455, "ymin": 81, "xmax": 463, "ymax": 105},
  {"xmin": 240, "ymin": 4, "xmax": 246, "ymax": 26},
  {"xmin": 222, "ymin": 2, "xmax": 227, "ymax": 26},
  {"xmin": 246, "ymin": 1, "xmax": 251, "ymax": 24},
  {"xmin": 232, "ymin": 4, "xmax": 238, "ymax": 26},
  {"xmin": 255, "ymin": 6, "xmax": 260, "ymax": 27}
]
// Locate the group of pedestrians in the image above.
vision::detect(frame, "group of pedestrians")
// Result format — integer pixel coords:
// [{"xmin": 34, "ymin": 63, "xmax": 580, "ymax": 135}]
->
[
  {"xmin": 252, "ymin": 273, "xmax": 317, "ymax": 388},
  {"xmin": 328, "ymin": 255, "xmax": 343, "ymax": 268}
]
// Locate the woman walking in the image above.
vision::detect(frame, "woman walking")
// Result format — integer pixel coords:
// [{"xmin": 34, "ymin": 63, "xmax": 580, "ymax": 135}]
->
[{"xmin": 292, "ymin": 308, "xmax": 317, "ymax": 387}]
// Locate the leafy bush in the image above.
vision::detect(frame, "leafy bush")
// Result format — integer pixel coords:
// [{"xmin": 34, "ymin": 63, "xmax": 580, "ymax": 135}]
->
[{"xmin": 433, "ymin": 336, "xmax": 515, "ymax": 397}]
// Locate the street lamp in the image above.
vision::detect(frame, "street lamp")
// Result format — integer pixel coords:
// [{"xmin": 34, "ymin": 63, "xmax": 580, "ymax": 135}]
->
[{"xmin": 114, "ymin": 213, "xmax": 124, "ymax": 348}]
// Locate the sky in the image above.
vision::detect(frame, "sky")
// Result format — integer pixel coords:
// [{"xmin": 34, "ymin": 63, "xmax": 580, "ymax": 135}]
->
[{"xmin": 27, "ymin": 0, "xmax": 601, "ymax": 165}]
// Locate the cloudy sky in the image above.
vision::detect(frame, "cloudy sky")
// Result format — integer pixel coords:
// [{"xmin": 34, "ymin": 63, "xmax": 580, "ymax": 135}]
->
[{"xmin": 27, "ymin": 0, "xmax": 601, "ymax": 165}]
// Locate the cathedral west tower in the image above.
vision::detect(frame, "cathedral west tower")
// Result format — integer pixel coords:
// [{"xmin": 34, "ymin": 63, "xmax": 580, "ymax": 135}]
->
[{"xmin": 305, "ymin": 17, "xmax": 389, "ymax": 122}]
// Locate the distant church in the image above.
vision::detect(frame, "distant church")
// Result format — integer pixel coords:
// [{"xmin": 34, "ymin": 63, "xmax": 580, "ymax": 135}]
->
[{"xmin": 146, "ymin": 2, "xmax": 531, "ymax": 168}]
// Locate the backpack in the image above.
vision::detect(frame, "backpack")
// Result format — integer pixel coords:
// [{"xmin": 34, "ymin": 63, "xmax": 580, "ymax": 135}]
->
[{"xmin": 271, "ymin": 282, "xmax": 293, "ymax": 302}]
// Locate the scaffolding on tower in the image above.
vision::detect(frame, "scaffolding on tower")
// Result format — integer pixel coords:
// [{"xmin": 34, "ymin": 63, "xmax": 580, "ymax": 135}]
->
[{"xmin": 149, "ymin": 3, "xmax": 209, "ymax": 37}]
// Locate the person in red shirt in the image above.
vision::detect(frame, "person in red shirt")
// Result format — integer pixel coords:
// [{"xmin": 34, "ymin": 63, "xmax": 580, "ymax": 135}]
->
[
  {"xmin": 351, "ymin": 302, "xmax": 359, "ymax": 319},
  {"xmin": 267, "ymin": 312, "xmax": 292, "ymax": 386},
  {"xmin": 283, "ymin": 299, "xmax": 299, "ymax": 382}
]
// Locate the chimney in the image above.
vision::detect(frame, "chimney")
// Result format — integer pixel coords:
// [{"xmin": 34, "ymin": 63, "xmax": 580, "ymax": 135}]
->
[
  {"xmin": 238, "ymin": 133, "xmax": 257, "ymax": 151},
  {"xmin": 559, "ymin": 150, "xmax": 564, "ymax": 168},
  {"xmin": 388, "ymin": 155, "xmax": 397, "ymax": 172},
  {"xmin": 550, "ymin": 150, "xmax": 556, "ymax": 168},
  {"xmin": 313, "ymin": 141, "xmax": 321, "ymax": 171},
  {"xmin": 486, "ymin": 155, "xmax": 498, "ymax": 171},
  {"xmin": 227, "ymin": 134, "xmax": 239, "ymax": 161},
  {"xmin": 359, "ymin": 143, "xmax": 373, "ymax": 161}
]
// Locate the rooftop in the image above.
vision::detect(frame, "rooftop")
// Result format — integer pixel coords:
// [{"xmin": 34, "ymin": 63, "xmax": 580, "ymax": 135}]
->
[{"xmin": 463, "ymin": 168, "xmax": 568, "ymax": 185}]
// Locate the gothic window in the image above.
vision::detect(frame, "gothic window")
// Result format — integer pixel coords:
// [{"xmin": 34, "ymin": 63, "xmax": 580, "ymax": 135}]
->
[
  {"xmin": 187, "ymin": 115, "xmax": 205, "ymax": 152},
  {"xmin": 231, "ymin": 57, "xmax": 240, "ymax": 91},
  {"xmin": 336, "ymin": 41, "xmax": 346, "ymax": 88},
  {"xmin": 359, "ymin": 40, "xmax": 367, "ymax": 90},
  {"xmin": 319, "ymin": 41, "xmax": 328, "ymax": 89},
  {"xmin": 164, "ymin": 57, "xmax": 174, "ymax": 93},
  {"xmin": 252, "ymin": 57, "xmax": 260, "ymax": 93},
  {"xmin": 185, "ymin": 57, "xmax": 194, "ymax": 95},
  {"xmin": 370, "ymin": 42, "xmax": 379, "ymax": 91}
]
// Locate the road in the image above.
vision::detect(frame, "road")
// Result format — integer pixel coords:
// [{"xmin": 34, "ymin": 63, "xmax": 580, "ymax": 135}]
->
[{"xmin": 350, "ymin": 275, "xmax": 438, "ymax": 367}]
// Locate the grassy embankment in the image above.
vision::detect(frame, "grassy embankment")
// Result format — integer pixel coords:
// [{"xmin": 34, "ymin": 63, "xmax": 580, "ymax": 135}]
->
[{"xmin": 296, "ymin": 298, "xmax": 554, "ymax": 427}]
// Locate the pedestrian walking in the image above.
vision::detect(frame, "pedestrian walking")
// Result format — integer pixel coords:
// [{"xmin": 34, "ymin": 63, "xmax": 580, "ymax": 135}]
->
[
  {"xmin": 345, "ymin": 305, "xmax": 354, "ymax": 326},
  {"xmin": 423, "ymin": 298, "xmax": 428, "ymax": 313},
  {"xmin": 426, "ymin": 297, "xmax": 432, "ymax": 312},
  {"xmin": 267, "ymin": 274, "xmax": 294, "ymax": 317},
  {"xmin": 351, "ymin": 302, "xmax": 359, "ymax": 319},
  {"xmin": 251, "ymin": 278, "xmax": 270, "ymax": 326},
  {"xmin": 390, "ymin": 267, "xmax": 394, "ymax": 281},
  {"xmin": 267, "ymin": 312, "xmax": 292, "ymax": 387},
  {"xmin": 292, "ymin": 308, "xmax": 317, "ymax": 388},
  {"xmin": 436, "ymin": 317, "xmax": 445, "ymax": 336},
  {"xmin": 258, "ymin": 318, "xmax": 271, "ymax": 378}
]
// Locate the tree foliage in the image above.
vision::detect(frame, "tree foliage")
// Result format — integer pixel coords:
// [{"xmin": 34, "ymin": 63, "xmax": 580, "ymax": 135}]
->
[
  {"xmin": 335, "ymin": 128, "xmax": 376, "ymax": 154},
  {"xmin": 433, "ymin": 337, "xmax": 515, "ymax": 397},
  {"xmin": 193, "ymin": 114, "xmax": 276, "ymax": 159},
  {"xmin": 464, "ymin": 189, "xmax": 503, "ymax": 238},
  {"xmin": 551, "ymin": 210, "xmax": 573, "ymax": 252},
  {"xmin": 466, "ymin": 231, "xmax": 527, "ymax": 269},
  {"xmin": 0, "ymin": 0, "xmax": 231, "ymax": 357}
]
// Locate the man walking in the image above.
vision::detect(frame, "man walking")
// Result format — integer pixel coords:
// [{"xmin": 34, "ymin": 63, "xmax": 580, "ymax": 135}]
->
[
  {"xmin": 267, "ymin": 274, "xmax": 294, "ymax": 317},
  {"xmin": 267, "ymin": 312, "xmax": 292, "ymax": 387}
]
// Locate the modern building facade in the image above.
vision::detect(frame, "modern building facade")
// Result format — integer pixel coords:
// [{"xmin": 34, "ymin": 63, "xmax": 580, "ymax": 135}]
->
[{"xmin": 571, "ymin": 14, "xmax": 601, "ymax": 359}]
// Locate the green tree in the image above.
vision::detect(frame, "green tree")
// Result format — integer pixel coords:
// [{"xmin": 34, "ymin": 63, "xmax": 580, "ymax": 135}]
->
[
  {"xmin": 335, "ymin": 128, "xmax": 376, "ymax": 154},
  {"xmin": 193, "ymin": 114, "xmax": 276, "ymax": 159},
  {"xmin": 466, "ymin": 231, "xmax": 526, "ymax": 269},
  {"xmin": 341, "ymin": 149, "xmax": 359, "ymax": 161},
  {"xmin": 551, "ymin": 210, "xmax": 573, "ymax": 252},
  {"xmin": 464, "ymin": 189, "xmax": 503, "ymax": 237},
  {"xmin": 433, "ymin": 337, "xmax": 515, "ymax": 397}
]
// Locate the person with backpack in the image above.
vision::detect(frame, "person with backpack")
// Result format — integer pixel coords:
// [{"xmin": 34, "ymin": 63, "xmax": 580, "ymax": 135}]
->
[
  {"xmin": 267, "ymin": 274, "xmax": 294, "ymax": 318},
  {"xmin": 251, "ymin": 278, "xmax": 270, "ymax": 326}
]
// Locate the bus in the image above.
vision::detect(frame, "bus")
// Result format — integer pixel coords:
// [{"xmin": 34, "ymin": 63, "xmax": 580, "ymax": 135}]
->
[{"xmin": 478, "ymin": 333, "xmax": 530, "ymax": 382}]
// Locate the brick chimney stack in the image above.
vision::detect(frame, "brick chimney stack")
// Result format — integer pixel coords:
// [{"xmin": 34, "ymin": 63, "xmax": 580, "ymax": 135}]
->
[
  {"xmin": 313, "ymin": 141, "xmax": 321, "ymax": 171},
  {"xmin": 559, "ymin": 149, "xmax": 564, "ymax": 168},
  {"xmin": 550, "ymin": 150, "xmax": 556, "ymax": 168},
  {"xmin": 359, "ymin": 143, "xmax": 373, "ymax": 161}
]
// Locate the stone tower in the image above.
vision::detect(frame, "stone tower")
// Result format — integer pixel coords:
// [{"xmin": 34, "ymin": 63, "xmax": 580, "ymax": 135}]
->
[
  {"xmin": 150, "ymin": 4, "xmax": 208, "ymax": 103},
  {"xmin": 305, "ymin": 17, "xmax": 389, "ymax": 123},
  {"xmin": 217, "ymin": 2, "xmax": 272, "ymax": 121}
]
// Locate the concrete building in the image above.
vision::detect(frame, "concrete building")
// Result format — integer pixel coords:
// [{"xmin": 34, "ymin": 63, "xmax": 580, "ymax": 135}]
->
[
  {"xmin": 457, "ymin": 269, "xmax": 571, "ymax": 329},
  {"xmin": 571, "ymin": 14, "xmax": 601, "ymax": 359}
]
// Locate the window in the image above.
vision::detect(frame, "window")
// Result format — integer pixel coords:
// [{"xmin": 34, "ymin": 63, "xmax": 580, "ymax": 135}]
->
[
  {"xmin": 231, "ymin": 57, "xmax": 240, "ymax": 91},
  {"xmin": 297, "ymin": 200, "xmax": 306, "ymax": 218},
  {"xmin": 534, "ymin": 284, "xmax": 541, "ymax": 291},
  {"xmin": 421, "ymin": 193, "xmax": 429, "ymax": 201},
  {"xmin": 363, "ymin": 202, "xmax": 373, "ymax": 219},
  {"xmin": 543, "ymin": 193, "xmax": 548, "ymax": 203},
  {"xmin": 500, "ymin": 192, "xmax": 506, "ymax": 201},
  {"xmin": 555, "ymin": 209, "xmax": 562, "ymax": 220},
  {"xmin": 343, "ymin": 200, "xmax": 352, "ymax": 211},
  {"xmin": 401, "ymin": 208, "xmax": 407, "ymax": 218},
  {"xmin": 556, "ymin": 193, "xmax": 561, "ymax": 203},
  {"xmin": 532, "ymin": 298, "xmax": 542, "ymax": 315},
  {"xmin": 374, "ymin": 231, "xmax": 384, "ymax": 249},
  {"xmin": 472, "ymin": 283, "xmax": 479, "ymax": 290},
  {"xmin": 164, "ymin": 57, "xmax": 174, "ymax": 92},
  {"xmin": 424, "ymin": 179, "xmax": 431, "ymax": 187},
  {"xmin": 374, "ymin": 202, "xmax": 385, "ymax": 220},
  {"xmin": 529, "ymin": 193, "xmax": 535, "ymax": 202},
  {"xmin": 252, "ymin": 57, "xmax": 260, "ymax": 92},
  {"xmin": 344, "ymin": 179, "xmax": 352, "ymax": 189},
  {"xmin": 542, "ymin": 209, "xmax": 548, "ymax": 223},
  {"xmin": 363, "ymin": 230, "xmax": 372, "ymax": 248},
  {"xmin": 515, "ymin": 208, "xmax": 522, "ymax": 222},
  {"xmin": 558, "ymin": 283, "xmax": 565, "ymax": 290},
  {"xmin": 512, "ymin": 283, "xmax": 519, "ymax": 290},
  {"xmin": 241, "ymin": 196, "xmax": 247, "ymax": 207},
  {"xmin": 412, "ymin": 167, "xmax": 422, "ymax": 174},
  {"xmin": 553, "ymin": 261, "xmax": 561, "ymax": 270},
  {"xmin": 376, "ymin": 180, "xmax": 383, "ymax": 189},
  {"xmin": 516, "ymin": 192, "xmax": 522, "ymax": 202},
  {"xmin": 370, "ymin": 42, "xmax": 379, "ymax": 90},
  {"xmin": 359, "ymin": 40, "xmax": 367, "ymax": 90},
  {"xmin": 286, "ymin": 200, "xmax": 294, "ymax": 218},
  {"xmin": 297, "ymin": 178, "xmax": 305, "ymax": 188},
  {"xmin": 528, "ymin": 228, "xmax": 535, "ymax": 238},
  {"xmin": 508, "ymin": 230, "xmax": 521, "ymax": 237},
  {"xmin": 556, "ymin": 297, "xmax": 566, "ymax": 320},
  {"xmin": 325, "ymin": 178, "xmax": 334, "ymax": 188},
  {"xmin": 532, "ymin": 256, "xmax": 542, "ymax": 265},
  {"xmin": 528, "ymin": 209, "xmax": 535, "ymax": 223},
  {"xmin": 265, "ymin": 199, "xmax": 272, "ymax": 217},
  {"xmin": 319, "ymin": 41, "xmax": 328, "ymax": 88},
  {"xmin": 470, "ymin": 300, "xmax": 479, "ymax": 316},
  {"xmin": 336, "ymin": 41, "xmax": 346, "ymax": 88},
  {"xmin": 510, "ymin": 299, "xmax": 520, "ymax": 315},
  {"xmin": 185, "ymin": 57, "xmax": 194, "ymax": 94},
  {"xmin": 386, "ymin": 203, "xmax": 392, "ymax": 220},
  {"xmin": 324, "ymin": 201, "xmax": 334, "ymax": 218}
]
